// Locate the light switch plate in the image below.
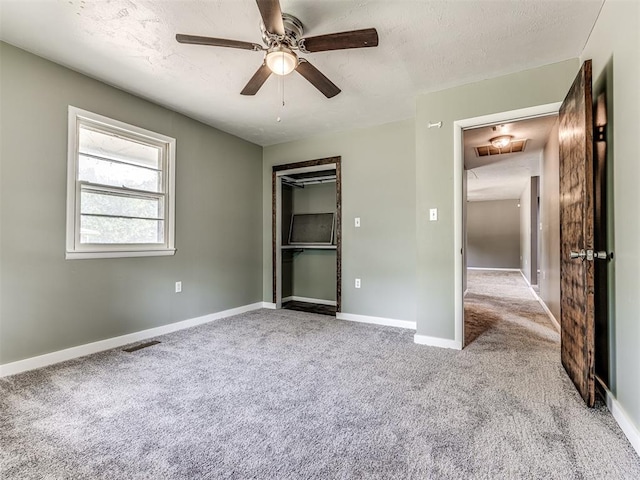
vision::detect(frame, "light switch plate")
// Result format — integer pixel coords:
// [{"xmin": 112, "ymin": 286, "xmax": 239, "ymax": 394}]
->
[
  {"xmin": 355, "ymin": 217, "xmax": 361, "ymax": 227},
  {"xmin": 175, "ymin": 281, "xmax": 182, "ymax": 293},
  {"xmin": 429, "ymin": 208, "xmax": 438, "ymax": 221}
]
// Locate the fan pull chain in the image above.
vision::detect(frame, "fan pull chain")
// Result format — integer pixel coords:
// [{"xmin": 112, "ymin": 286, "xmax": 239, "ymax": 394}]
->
[{"xmin": 277, "ymin": 73, "xmax": 285, "ymax": 123}]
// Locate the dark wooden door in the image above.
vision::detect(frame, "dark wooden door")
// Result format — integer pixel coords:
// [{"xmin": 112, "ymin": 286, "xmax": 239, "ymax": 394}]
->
[{"xmin": 559, "ymin": 60, "xmax": 595, "ymax": 407}]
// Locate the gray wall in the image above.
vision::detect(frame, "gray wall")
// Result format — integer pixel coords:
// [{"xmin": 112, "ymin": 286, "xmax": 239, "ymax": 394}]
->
[
  {"xmin": 520, "ymin": 181, "xmax": 532, "ymax": 281},
  {"xmin": 0, "ymin": 43, "xmax": 263, "ymax": 364},
  {"xmin": 540, "ymin": 120, "xmax": 561, "ymax": 320},
  {"xmin": 416, "ymin": 58, "xmax": 579, "ymax": 339},
  {"xmin": 291, "ymin": 250, "xmax": 336, "ymax": 301},
  {"xmin": 292, "ymin": 182, "xmax": 336, "ymax": 216},
  {"xmin": 520, "ymin": 176, "xmax": 539, "ymax": 284},
  {"xmin": 581, "ymin": 0, "xmax": 640, "ymax": 433},
  {"xmin": 290, "ymin": 182, "xmax": 336, "ymax": 301},
  {"xmin": 467, "ymin": 200, "xmax": 520, "ymax": 269},
  {"xmin": 531, "ymin": 177, "xmax": 539, "ymax": 285},
  {"xmin": 263, "ymin": 119, "xmax": 416, "ymax": 322}
]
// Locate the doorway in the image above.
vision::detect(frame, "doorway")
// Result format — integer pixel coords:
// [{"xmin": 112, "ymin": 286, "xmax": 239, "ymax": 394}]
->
[
  {"xmin": 455, "ymin": 61, "xmax": 610, "ymax": 409},
  {"xmin": 461, "ymin": 113, "xmax": 558, "ymax": 346},
  {"xmin": 454, "ymin": 102, "xmax": 562, "ymax": 346},
  {"xmin": 272, "ymin": 157, "xmax": 342, "ymax": 314}
]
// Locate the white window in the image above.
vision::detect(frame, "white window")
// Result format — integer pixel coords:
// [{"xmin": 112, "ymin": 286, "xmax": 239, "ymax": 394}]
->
[{"xmin": 66, "ymin": 107, "xmax": 176, "ymax": 259}]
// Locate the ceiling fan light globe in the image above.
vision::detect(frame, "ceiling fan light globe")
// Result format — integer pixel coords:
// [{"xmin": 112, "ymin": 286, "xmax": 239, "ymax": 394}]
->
[{"xmin": 266, "ymin": 48, "xmax": 298, "ymax": 75}]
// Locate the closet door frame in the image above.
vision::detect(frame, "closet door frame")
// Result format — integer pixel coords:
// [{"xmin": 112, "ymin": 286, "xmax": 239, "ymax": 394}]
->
[{"xmin": 272, "ymin": 157, "xmax": 342, "ymax": 311}]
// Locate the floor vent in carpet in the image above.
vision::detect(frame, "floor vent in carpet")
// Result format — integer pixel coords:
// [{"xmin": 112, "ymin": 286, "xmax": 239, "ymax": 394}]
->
[{"xmin": 123, "ymin": 340, "xmax": 160, "ymax": 352}]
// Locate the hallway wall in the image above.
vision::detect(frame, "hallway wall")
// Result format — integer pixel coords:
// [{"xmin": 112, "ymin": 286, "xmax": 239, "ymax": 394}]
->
[
  {"xmin": 467, "ymin": 200, "xmax": 520, "ymax": 269},
  {"xmin": 539, "ymin": 120, "xmax": 561, "ymax": 320},
  {"xmin": 519, "ymin": 177, "xmax": 539, "ymax": 285}
]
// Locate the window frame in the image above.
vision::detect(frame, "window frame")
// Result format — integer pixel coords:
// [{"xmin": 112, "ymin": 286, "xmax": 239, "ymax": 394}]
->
[{"xmin": 66, "ymin": 106, "xmax": 176, "ymax": 259}]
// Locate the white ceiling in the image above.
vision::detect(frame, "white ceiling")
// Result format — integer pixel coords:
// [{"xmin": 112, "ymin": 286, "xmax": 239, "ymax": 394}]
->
[
  {"xmin": 464, "ymin": 115, "xmax": 558, "ymax": 202},
  {"xmin": 0, "ymin": 0, "xmax": 603, "ymax": 146}
]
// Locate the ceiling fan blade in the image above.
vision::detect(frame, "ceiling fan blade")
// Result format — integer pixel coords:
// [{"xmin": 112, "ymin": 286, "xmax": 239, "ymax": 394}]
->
[
  {"xmin": 300, "ymin": 28, "xmax": 379, "ymax": 53},
  {"xmin": 256, "ymin": 0, "xmax": 285, "ymax": 35},
  {"xmin": 295, "ymin": 59, "xmax": 341, "ymax": 98},
  {"xmin": 241, "ymin": 63, "xmax": 272, "ymax": 96},
  {"xmin": 176, "ymin": 34, "xmax": 262, "ymax": 51}
]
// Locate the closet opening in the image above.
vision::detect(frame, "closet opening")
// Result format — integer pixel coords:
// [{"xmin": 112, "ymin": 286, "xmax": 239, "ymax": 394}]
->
[{"xmin": 272, "ymin": 157, "xmax": 342, "ymax": 315}]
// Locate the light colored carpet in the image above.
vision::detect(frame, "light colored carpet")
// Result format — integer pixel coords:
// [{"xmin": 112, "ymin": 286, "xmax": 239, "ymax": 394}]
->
[
  {"xmin": 1, "ymin": 271, "xmax": 638, "ymax": 479},
  {"xmin": 464, "ymin": 270, "xmax": 556, "ymax": 347}
]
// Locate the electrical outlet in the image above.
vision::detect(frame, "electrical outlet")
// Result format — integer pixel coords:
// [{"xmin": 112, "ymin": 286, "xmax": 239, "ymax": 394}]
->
[
  {"xmin": 355, "ymin": 217, "xmax": 361, "ymax": 228},
  {"xmin": 175, "ymin": 281, "xmax": 182, "ymax": 293},
  {"xmin": 355, "ymin": 278, "xmax": 361, "ymax": 289}
]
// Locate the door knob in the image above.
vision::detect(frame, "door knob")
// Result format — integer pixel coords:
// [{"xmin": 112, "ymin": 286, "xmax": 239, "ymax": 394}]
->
[
  {"xmin": 570, "ymin": 249, "xmax": 586, "ymax": 260},
  {"xmin": 570, "ymin": 249, "xmax": 611, "ymax": 261}
]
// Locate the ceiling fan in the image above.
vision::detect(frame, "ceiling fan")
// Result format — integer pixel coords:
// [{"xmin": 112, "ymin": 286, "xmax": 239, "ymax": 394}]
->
[{"xmin": 175, "ymin": 0, "xmax": 379, "ymax": 98}]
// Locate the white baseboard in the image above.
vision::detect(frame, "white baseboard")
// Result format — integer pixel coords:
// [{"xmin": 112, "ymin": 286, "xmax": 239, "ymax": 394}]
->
[
  {"xmin": 414, "ymin": 334, "xmax": 462, "ymax": 350},
  {"xmin": 0, "ymin": 302, "xmax": 265, "ymax": 378},
  {"xmin": 539, "ymin": 299, "xmax": 561, "ymax": 331},
  {"xmin": 336, "ymin": 312, "xmax": 416, "ymax": 330},
  {"xmin": 604, "ymin": 387, "xmax": 640, "ymax": 457},
  {"xmin": 282, "ymin": 296, "xmax": 337, "ymax": 306},
  {"xmin": 528, "ymin": 287, "xmax": 561, "ymax": 331},
  {"xmin": 262, "ymin": 302, "xmax": 277, "ymax": 309}
]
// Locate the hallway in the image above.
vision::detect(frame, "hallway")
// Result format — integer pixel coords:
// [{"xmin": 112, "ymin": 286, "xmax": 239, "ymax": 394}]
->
[
  {"xmin": 464, "ymin": 269, "xmax": 555, "ymax": 347},
  {"xmin": 462, "ymin": 269, "xmax": 640, "ymax": 475}
]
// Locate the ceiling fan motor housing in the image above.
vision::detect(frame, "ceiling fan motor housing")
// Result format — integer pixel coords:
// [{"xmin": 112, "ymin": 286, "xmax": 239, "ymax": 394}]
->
[{"xmin": 261, "ymin": 13, "xmax": 304, "ymax": 47}]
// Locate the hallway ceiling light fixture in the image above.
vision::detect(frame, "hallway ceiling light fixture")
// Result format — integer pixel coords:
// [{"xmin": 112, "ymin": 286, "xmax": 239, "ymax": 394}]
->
[
  {"xmin": 474, "ymin": 138, "xmax": 527, "ymax": 157},
  {"xmin": 490, "ymin": 135, "xmax": 514, "ymax": 149}
]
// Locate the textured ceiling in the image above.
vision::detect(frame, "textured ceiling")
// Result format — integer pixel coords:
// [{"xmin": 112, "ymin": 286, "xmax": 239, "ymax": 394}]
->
[
  {"xmin": 0, "ymin": 0, "xmax": 603, "ymax": 146},
  {"xmin": 464, "ymin": 115, "xmax": 558, "ymax": 202}
]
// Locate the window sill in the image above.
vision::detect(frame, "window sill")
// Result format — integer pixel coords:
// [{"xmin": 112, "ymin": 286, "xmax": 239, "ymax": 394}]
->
[{"xmin": 66, "ymin": 248, "xmax": 176, "ymax": 260}]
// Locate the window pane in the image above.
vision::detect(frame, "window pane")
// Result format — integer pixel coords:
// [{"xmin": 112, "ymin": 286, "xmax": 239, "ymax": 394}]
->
[
  {"xmin": 79, "ymin": 155, "xmax": 161, "ymax": 192},
  {"xmin": 79, "ymin": 126, "xmax": 161, "ymax": 169},
  {"xmin": 81, "ymin": 190, "xmax": 163, "ymax": 220},
  {"xmin": 80, "ymin": 216, "xmax": 164, "ymax": 244}
]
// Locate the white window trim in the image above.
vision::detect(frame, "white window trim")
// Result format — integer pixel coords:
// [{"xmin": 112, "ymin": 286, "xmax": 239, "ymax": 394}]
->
[{"xmin": 66, "ymin": 106, "xmax": 176, "ymax": 259}]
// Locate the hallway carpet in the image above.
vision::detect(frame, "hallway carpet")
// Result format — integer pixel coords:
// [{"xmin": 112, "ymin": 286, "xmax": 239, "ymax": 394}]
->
[
  {"xmin": 2, "ymin": 272, "xmax": 639, "ymax": 479},
  {"xmin": 464, "ymin": 269, "xmax": 556, "ymax": 347}
]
